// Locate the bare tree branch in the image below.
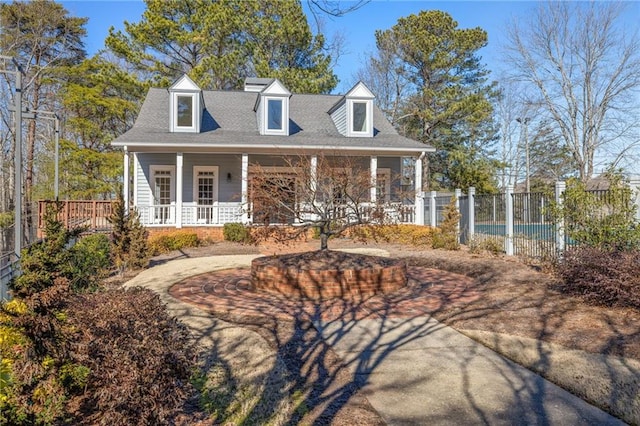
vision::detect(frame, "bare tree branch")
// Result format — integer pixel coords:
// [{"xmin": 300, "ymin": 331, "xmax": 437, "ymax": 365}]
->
[
  {"xmin": 248, "ymin": 153, "xmax": 411, "ymax": 250},
  {"xmin": 504, "ymin": 2, "xmax": 640, "ymax": 181}
]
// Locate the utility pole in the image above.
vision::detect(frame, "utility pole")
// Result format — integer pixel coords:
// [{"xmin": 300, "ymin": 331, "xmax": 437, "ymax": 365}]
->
[{"xmin": 1, "ymin": 56, "xmax": 24, "ymax": 258}]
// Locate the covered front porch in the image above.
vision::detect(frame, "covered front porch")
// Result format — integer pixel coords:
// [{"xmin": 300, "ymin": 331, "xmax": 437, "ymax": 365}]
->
[{"xmin": 123, "ymin": 150, "xmax": 427, "ymax": 228}]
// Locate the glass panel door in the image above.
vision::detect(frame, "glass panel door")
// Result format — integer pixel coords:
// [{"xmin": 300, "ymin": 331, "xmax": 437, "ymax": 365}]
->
[
  {"xmin": 154, "ymin": 170, "xmax": 172, "ymax": 223},
  {"xmin": 196, "ymin": 169, "xmax": 217, "ymax": 223}
]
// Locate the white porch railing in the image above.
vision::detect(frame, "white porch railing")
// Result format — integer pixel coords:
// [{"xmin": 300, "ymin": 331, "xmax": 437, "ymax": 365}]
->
[
  {"xmin": 136, "ymin": 202, "xmax": 414, "ymax": 227},
  {"xmin": 137, "ymin": 205, "xmax": 177, "ymax": 226},
  {"xmin": 181, "ymin": 203, "xmax": 243, "ymax": 225},
  {"xmin": 136, "ymin": 203, "xmax": 243, "ymax": 226}
]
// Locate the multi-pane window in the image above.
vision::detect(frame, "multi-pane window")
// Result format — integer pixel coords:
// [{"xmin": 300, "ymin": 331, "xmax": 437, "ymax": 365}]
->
[
  {"xmin": 194, "ymin": 168, "xmax": 217, "ymax": 223},
  {"xmin": 176, "ymin": 95, "xmax": 193, "ymax": 127},
  {"xmin": 153, "ymin": 169, "xmax": 173, "ymax": 223},
  {"xmin": 197, "ymin": 170, "xmax": 216, "ymax": 205},
  {"xmin": 267, "ymin": 99, "xmax": 283, "ymax": 130},
  {"xmin": 153, "ymin": 170, "xmax": 172, "ymax": 205},
  {"xmin": 352, "ymin": 102, "xmax": 367, "ymax": 133}
]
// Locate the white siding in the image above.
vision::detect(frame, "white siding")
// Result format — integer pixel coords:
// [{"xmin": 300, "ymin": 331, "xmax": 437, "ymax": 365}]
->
[
  {"xmin": 182, "ymin": 154, "xmax": 242, "ymax": 202},
  {"xmin": 256, "ymin": 99, "xmax": 263, "ymax": 134},
  {"xmin": 330, "ymin": 102, "xmax": 347, "ymax": 136},
  {"xmin": 135, "ymin": 153, "xmax": 176, "ymax": 207}
]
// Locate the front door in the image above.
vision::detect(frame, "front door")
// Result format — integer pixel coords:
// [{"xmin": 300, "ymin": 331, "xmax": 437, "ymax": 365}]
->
[
  {"xmin": 194, "ymin": 167, "xmax": 218, "ymax": 223},
  {"xmin": 152, "ymin": 168, "xmax": 174, "ymax": 223}
]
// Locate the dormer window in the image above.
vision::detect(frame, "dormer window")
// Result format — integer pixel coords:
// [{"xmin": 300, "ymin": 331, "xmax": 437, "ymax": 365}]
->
[
  {"xmin": 351, "ymin": 101, "xmax": 368, "ymax": 133},
  {"xmin": 267, "ymin": 98, "xmax": 283, "ymax": 131},
  {"xmin": 176, "ymin": 95, "xmax": 194, "ymax": 128},
  {"xmin": 169, "ymin": 74, "xmax": 202, "ymax": 133},
  {"xmin": 329, "ymin": 81, "xmax": 375, "ymax": 138},
  {"xmin": 254, "ymin": 79, "xmax": 290, "ymax": 136}
]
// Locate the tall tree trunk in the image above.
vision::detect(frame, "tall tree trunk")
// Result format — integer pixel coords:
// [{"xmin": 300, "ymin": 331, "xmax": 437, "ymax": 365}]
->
[{"xmin": 25, "ymin": 85, "xmax": 40, "ymax": 244}]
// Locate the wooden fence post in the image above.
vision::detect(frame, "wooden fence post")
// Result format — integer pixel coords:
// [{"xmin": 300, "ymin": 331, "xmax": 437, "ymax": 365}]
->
[{"xmin": 91, "ymin": 200, "xmax": 97, "ymax": 230}]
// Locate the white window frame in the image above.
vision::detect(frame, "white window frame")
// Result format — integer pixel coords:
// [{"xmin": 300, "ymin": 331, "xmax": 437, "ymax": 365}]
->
[
  {"xmin": 171, "ymin": 92, "xmax": 196, "ymax": 132},
  {"xmin": 347, "ymin": 99, "xmax": 372, "ymax": 137},
  {"xmin": 192, "ymin": 166, "xmax": 219, "ymax": 206},
  {"xmin": 262, "ymin": 96, "xmax": 289, "ymax": 136},
  {"xmin": 149, "ymin": 165, "xmax": 176, "ymax": 224}
]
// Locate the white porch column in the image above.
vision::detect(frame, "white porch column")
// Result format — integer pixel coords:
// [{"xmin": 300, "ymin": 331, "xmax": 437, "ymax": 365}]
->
[
  {"xmin": 414, "ymin": 154, "xmax": 424, "ymax": 225},
  {"xmin": 370, "ymin": 156, "xmax": 377, "ymax": 202},
  {"xmin": 123, "ymin": 146, "xmax": 129, "ymax": 211},
  {"xmin": 133, "ymin": 153, "xmax": 139, "ymax": 208},
  {"xmin": 241, "ymin": 153, "xmax": 249, "ymax": 223},
  {"xmin": 310, "ymin": 155, "xmax": 318, "ymax": 193},
  {"xmin": 176, "ymin": 152, "xmax": 183, "ymax": 228}
]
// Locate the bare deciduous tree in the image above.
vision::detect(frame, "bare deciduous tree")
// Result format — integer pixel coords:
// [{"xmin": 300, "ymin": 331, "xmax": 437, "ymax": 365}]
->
[
  {"xmin": 248, "ymin": 154, "xmax": 408, "ymax": 250},
  {"xmin": 505, "ymin": 2, "xmax": 640, "ymax": 181}
]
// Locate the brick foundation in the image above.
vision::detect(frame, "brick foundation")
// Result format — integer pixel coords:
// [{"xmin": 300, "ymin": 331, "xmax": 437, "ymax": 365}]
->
[{"xmin": 251, "ymin": 254, "xmax": 407, "ymax": 300}]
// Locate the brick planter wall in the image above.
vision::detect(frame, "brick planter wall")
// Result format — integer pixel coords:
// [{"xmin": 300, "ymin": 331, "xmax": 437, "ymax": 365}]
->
[{"xmin": 251, "ymin": 255, "xmax": 407, "ymax": 300}]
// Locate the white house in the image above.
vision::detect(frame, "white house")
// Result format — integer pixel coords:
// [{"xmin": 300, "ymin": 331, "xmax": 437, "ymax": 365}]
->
[{"xmin": 111, "ymin": 75, "xmax": 434, "ymax": 231}]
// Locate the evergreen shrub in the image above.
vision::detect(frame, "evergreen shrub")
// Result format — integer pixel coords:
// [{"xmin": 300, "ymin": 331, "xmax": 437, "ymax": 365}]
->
[
  {"xmin": 432, "ymin": 197, "xmax": 461, "ymax": 250},
  {"xmin": 223, "ymin": 222, "xmax": 252, "ymax": 243},
  {"xmin": 350, "ymin": 224, "xmax": 434, "ymax": 246},
  {"xmin": 69, "ymin": 233, "xmax": 111, "ymax": 291},
  {"xmin": 109, "ymin": 190, "xmax": 149, "ymax": 272},
  {"xmin": 148, "ymin": 231, "xmax": 199, "ymax": 255}
]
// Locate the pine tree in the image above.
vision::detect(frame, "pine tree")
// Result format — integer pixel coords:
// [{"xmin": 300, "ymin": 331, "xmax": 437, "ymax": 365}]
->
[{"xmin": 108, "ymin": 189, "xmax": 149, "ymax": 273}]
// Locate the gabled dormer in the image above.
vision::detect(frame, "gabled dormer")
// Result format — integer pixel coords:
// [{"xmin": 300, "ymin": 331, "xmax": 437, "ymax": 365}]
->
[
  {"xmin": 329, "ymin": 82, "xmax": 375, "ymax": 137},
  {"xmin": 254, "ymin": 79, "xmax": 291, "ymax": 136},
  {"xmin": 169, "ymin": 74, "xmax": 203, "ymax": 133}
]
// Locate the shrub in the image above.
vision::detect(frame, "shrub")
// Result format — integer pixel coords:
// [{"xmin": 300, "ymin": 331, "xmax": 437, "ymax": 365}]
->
[
  {"xmin": 69, "ymin": 234, "xmax": 111, "ymax": 291},
  {"xmin": 468, "ymin": 235, "xmax": 504, "ymax": 255},
  {"xmin": 223, "ymin": 222, "xmax": 252, "ymax": 243},
  {"xmin": 11, "ymin": 203, "xmax": 82, "ymax": 298},
  {"xmin": 64, "ymin": 288, "xmax": 197, "ymax": 425},
  {"xmin": 0, "ymin": 287, "xmax": 198, "ymax": 425},
  {"xmin": 109, "ymin": 190, "xmax": 149, "ymax": 272},
  {"xmin": 148, "ymin": 231, "xmax": 200, "ymax": 255},
  {"xmin": 0, "ymin": 277, "xmax": 74, "ymax": 425},
  {"xmin": 351, "ymin": 224, "xmax": 434, "ymax": 246},
  {"xmin": 552, "ymin": 171, "xmax": 640, "ymax": 251},
  {"xmin": 432, "ymin": 197, "xmax": 461, "ymax": 250},
  {"xmin": 557, "ymin": 246, "xmax": 640, "ymax": 308}
]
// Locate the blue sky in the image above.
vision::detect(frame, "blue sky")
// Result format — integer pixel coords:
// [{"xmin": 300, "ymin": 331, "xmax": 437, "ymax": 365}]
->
[{"xmin": 60, "ymin": 0, "xmax": 555, "ymax": 92}]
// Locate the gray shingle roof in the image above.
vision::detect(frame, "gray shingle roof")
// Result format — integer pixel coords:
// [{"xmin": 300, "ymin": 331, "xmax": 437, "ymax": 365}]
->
[{"xmin": 112, "ymin": 87, "xmax": 434, "ymax": 156}]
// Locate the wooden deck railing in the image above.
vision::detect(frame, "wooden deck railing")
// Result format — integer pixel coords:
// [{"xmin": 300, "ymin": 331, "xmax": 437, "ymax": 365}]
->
[{"xmin": 38, "ymin": 200, "xmax": 114, "ymax": 237}]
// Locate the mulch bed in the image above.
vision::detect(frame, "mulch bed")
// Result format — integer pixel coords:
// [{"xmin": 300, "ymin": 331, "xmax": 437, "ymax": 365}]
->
[{"xmin": 169, "ymin": 266, "xmax": 478, "ymax": 322}]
